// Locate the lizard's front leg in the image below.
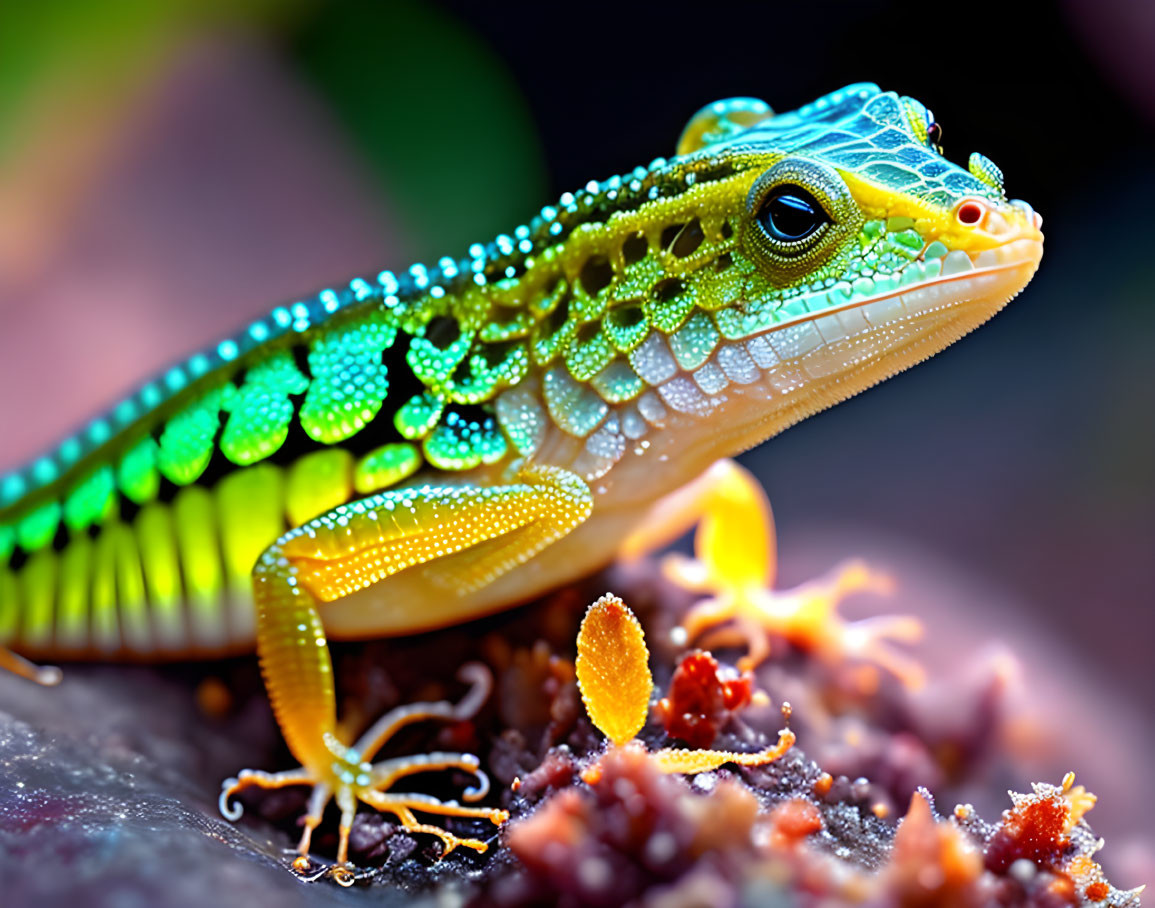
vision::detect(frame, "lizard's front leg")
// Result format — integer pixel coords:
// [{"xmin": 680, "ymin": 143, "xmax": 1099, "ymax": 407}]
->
[
  {"xmin": 219, "ymin": 464, "xmax": 592, "ymax": 883},
  {"xmin": 619, "ymin": 460, "xmax": 913, "ymax": 681}
]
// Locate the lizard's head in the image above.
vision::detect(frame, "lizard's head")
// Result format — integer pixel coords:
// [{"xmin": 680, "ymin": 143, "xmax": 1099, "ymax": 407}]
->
[
  {"xmin": 437, "ymin": 84, "xmax": 1043, "ymax": 481},
  {"xmin": 687, "ymin": 84, "xmax": 1040, "ymax": 302},
  {"xmin": 580, "ymin": 83, "xmax": 1043, "ymax": 456}
]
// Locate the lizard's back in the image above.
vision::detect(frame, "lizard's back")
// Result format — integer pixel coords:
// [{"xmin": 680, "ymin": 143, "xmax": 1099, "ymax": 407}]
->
[{"xmin": 0, "ymin": 261, "xmax": 555, "ymax": 659}]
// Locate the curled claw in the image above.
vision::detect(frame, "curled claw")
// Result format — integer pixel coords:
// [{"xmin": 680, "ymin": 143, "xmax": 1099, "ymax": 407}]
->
[
  {"xmin": 369, "ymin": 751, "xmax": 489, "ymax": 797},
  {"xmin": 462, "ymin": 767, "xmax": 490, "ymax": 801},
  {"xmin": 220, "ymin": 667, "xmax": 508, "ymax": 874},
  {"xmin": 841, "ymin": 614, "xmax": 926, "ymax": 688},
  {"xmin": 671, "ymin": 504, "xmax": 922, "ymax": 684},
  {"xmin": 350, "ymin": 664, "xmax": 495, "ymax": 765},
  {"xmin": 636, "ymin": 458, "xmax": 921, "ymax": 685},
  {"xmin": 218, "ymin": 767, "xmax": 313, "ymax": 823},
  {"xmin": 219, "ymin": 777, "xmax": 244, "ymax": 821},
  {"xmin": 452, "ymin": 662, "xmax": 492, "ymax": 720}
]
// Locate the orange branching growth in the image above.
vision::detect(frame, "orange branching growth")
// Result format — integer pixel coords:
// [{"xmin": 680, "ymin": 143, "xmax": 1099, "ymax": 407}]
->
[
  {"xmin": 575, "ymin": 593, "xmax": 652, "ymax": 746},
  {"xmin": 651, "ymin": 728, "xmax": 796, "ymax": 775},
  {"xmin": 575, "ymin": 592, "xmax": 793, "ymax": 778},
  {"xmin": 1059, "ymin": 770, "xmax": 1097, "ymax": 831},
  {"xmin": 663, "ymin": 461, "xmax": 924, "ymax": 686}
]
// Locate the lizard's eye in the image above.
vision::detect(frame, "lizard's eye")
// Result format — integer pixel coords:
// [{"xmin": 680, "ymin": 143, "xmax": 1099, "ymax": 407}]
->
[
  {"xmin": 757, "ymin": 187, "xmax": 828, "ymax": 243},
  {"xmin": 742, "ymin": 157, "xmax": 861, "ymax": 285}
]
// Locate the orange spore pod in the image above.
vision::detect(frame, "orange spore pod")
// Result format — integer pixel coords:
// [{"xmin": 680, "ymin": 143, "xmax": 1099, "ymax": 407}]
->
[
  {"xmin": 575, "ymin": 593, "xmax": 654, "ymax": 746},
  {"xmin": 886, "ymin": 792, "xmax": 983, "ymax": 898},
  {"xmin": 765, "ymin": 798, "xmax": 823, "ymax": 850}
]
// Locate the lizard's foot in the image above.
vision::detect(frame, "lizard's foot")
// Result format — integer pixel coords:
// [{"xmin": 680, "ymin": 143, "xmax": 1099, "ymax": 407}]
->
[
  {"xmin": 219, "ymin": 664, "xmax": 509, "ymax": 885},
  {"xmin": 620, "ymin": 460, "xmax": 921, "ymax": 685},
  {"xmin": 642, "ymin": 459, "xmax": 921, "ymax": 685},
  {"xmin": 677, "ymin": 558, "xmax": 923, "ymax": 686}
]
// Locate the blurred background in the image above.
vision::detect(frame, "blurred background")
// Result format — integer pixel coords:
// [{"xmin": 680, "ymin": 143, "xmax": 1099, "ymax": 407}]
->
[{"xmin": 0, "ymin": 0, "xmax": 1151, "ymax": 887}]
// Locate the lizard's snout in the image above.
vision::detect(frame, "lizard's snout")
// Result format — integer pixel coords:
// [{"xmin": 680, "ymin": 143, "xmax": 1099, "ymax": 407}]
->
[{"xmin": 951, "ymin": 196, "xmax": 1044, "ymax": 244}]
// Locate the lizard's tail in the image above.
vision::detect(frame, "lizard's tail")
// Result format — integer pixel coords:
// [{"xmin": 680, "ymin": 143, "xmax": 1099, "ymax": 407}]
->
[{"xmin": 0, "ymin": 472, "xmax": 272, "ymax": 671}]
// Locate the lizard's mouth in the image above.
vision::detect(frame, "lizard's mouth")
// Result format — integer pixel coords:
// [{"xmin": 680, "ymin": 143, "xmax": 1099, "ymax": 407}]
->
[
  {"xmin": 749, "ymin": 234, "xmax": 1044, "ymax": 369},
  {"xmin": 689, "ymin": 223, "xmax": 1044, "ymax": 457}
]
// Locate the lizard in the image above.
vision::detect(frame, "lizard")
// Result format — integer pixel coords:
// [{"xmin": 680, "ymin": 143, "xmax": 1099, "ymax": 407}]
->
[{"xmin": 0, "ymin": 83, "xmax": 1043, "ymax": 880}]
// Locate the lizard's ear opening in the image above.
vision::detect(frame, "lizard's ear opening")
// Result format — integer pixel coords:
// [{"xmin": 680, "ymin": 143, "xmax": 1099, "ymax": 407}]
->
[{"xmin": 676, "ymin": 97, "xmax": 774, "ymax": 156}]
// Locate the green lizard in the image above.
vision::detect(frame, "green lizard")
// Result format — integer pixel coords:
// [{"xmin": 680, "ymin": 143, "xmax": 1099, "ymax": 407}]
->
[{"xmin": 0, "ymin": 84, "xmax": 1043, "ymax": 879}]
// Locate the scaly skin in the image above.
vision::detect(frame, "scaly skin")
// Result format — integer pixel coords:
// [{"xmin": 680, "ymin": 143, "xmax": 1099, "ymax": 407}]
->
[{"xmin": 0, "ymin": 84, "xmax": 1043, "ymax": 874}]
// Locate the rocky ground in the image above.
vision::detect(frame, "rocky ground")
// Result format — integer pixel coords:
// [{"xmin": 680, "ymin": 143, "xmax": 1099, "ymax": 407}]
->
[{"xmin": 0, "ymin": 551, "xmax": 1147, "ymax": 907}]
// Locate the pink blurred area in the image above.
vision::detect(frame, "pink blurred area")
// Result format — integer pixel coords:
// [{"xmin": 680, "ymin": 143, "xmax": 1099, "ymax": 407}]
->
[
  {"xmin": 779, "ymin": 527, "xmax": 1155, "ymax": 890},
  {"xmin": 0, "ymin": 36, "xmax": 403, "ymax": 472},
  {"xmin": 1065, "ymin": 0, "xmax": 1155, "ymax": 122}
]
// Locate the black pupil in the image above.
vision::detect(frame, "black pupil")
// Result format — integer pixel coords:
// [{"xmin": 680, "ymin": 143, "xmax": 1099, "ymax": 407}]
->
[{"xmin": 760, "ymin": 190, "xmax": 824, "ymax": 241}]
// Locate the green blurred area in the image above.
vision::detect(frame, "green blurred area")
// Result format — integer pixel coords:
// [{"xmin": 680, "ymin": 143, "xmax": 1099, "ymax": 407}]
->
[
  {"xmin": 0, "ymin": 0, "xmax": 297, "ymax": 143},
  {"xmin": 294, "ymin": 0, "xmax": 547, "ymax": 256},
  {"xmin": 0, "ymin": 0, "xmax": 546, "ymax": 258}
]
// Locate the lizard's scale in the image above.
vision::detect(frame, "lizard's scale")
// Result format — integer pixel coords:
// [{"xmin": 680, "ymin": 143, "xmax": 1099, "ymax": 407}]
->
[{"xmin": 0, "ymin": 83, "xmax": 1042, "ymax": 663}]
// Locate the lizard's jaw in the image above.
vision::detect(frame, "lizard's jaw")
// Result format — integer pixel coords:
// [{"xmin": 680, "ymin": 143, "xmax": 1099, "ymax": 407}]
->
[
  {"xmin": 755, "ymin": 235, "xmax": 1044, "ymax": 384},
  {"xmin": 671, "ymin": 224, "xmax": 1044, "ymax": 467}
]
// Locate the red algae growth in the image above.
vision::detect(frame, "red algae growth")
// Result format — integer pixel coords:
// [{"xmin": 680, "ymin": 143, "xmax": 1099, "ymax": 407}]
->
[
  {"xmin": 656, "ymin": 649, "xmax": 755, "ymax": 749},
  {"xmin": 491, "ymin": 593, "xmax": 1141, "ymax": 907}
]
